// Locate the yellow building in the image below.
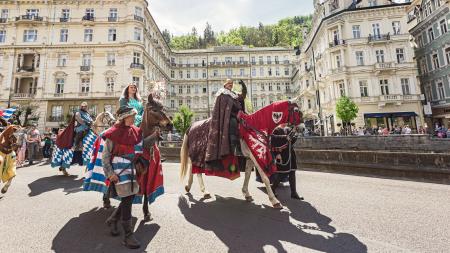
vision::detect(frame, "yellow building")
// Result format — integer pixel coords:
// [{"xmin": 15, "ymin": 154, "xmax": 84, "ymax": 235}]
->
[{"xmin": 296, "ymin": 0, "xmax": 424, "ymax": 135}]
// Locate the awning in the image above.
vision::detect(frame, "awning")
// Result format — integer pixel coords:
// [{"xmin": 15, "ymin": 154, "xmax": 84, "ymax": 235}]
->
[{"xmin": 364, "ymin": 112, "xmax": 418, "ymax": 118}]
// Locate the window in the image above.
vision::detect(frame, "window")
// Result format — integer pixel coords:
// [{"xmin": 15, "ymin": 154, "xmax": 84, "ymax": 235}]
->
[
  {"xmin": 240, "ymin": 69, "xmax": 245, "ymax": 76},
  {"xmin": 88, "ymin": 105, "xmax": 97, "ymax": 117},
  {"xmin": 379, "ymin": 79, "xmax": 389, "ymax": 95},
  {"xmin": 82, "ymin": 53, "xmax": 91, "ymax": 66},
  {"xmin": 170, "ymin": 70, "xmax": 175, "ymax": 79},
  {"xmin": 368, "ymin": 0, "xmax": 377, "ymax": 7},
  {"xmin": 1, "ymin": 9, "xmax": 9, "ymax": 19},
  {"xmin": 336, "ymin": 55, "xmax": 341, "ymax": 68},
  {"xmin": 440, "ymin": 19, "xmax": 448, "ymax": 34},
  {"xmin": 259, "ymin": 67, "xmax": 264, "ymax": 76},
  {"xmin": 392, "ymin": 21, "xmax": 401, "ymax": 35},
  {"xmin": 108, "ymin": 28, "xmax": 117, "ymax": 41},
  {"xmin": 240, "ymin": 56, "xmax": 245, "ymax": 63},
  {"xmin": 432, "ymin": 54, "xmax": 440, "ymax": 69},
  {"xmin": 259, "ymin": 56, "xmax": 264, "ymax": 64},
  {"xmin": 84, "ymin": 29, "xmax": 93, "ymax": 42},
  {"xmin": 55, "ymin": 78, "xmax": 64, "ymax": 94},
  {"xmin": 307, "ymin": 99, "xmax": 312, "ymax": 109},
  {"xmin": 376, "ymin": 50, "xmax": 385, "ymax": 63},
  {"xmin": 372, "ymin": 23, "xmax": 381, "ymax": 38},
  {"xmin": 85, "ymin": 8, "xmax": 94, "ymax": 18},
  {"xmin": 252, "ymin": 98, "xmax": 257, "ymax": 108},
  {"xmin": 338, "ymin": 82, "xmax": 345, "ymax": 96},
  {"xmin": 186, "ymin": 70, "xmax": 191, "ymax": 79},
  {"xmin": 352, "ymin": 25, "xmax": 361, "ymax": 39},
  {"xmin": 186, "ymin": 85, "xmax": 191, "ymax": 94},
  {"xmin": 356, "ymin": 51, "xmax": 364, "ymax": 66},
  {"xmin": 61, "ymin": 9, "xmax": 70, "ymax": 20},
  {"xmin": 133, "ymin": 52, "xmax": 141, "ymax": 64},
  {"xmin": 261, "ymin": 83, "xmax": 265, "ymax": 91},
  {"xmin": 225, "ymin": 57, "xmax": 232, "ymax": 64},
  {"xmin": 420, "ymin": 58, "xmax": 428, "ymax": 74},
  {"xmin": 23, "ymin": 30, "xmax": 37, "ymax": 42},
  {"xmin": 269, "ymin": 83, "xmax": 273, "ymax": 91},
  {"xmin": 178, "ymin": 85, "xmax": 183, "ymax": 94},
  {"xmin": 26, "ymin": 9, "xmax": 39, "ymax": 17},
  {"xmin": 106, "ymin": 77, "xmax": 114, "ymax": 92},
  {"xmin": 202, "ymin": 70, "xmax": 206, "ymax": 78},
  {"xmin": 226, "ymin": 68, "xmax": 232, "ymax": 77},
  {"xmin": 170, "ymin": 100, "xmax": 174, "ymax": 109},
  {"xmin": 284, "ymin": 67, "xmax": 289, "ymax": 76},
  {"xmin": 428, "ymin": 28, "xmax": 434, "ymax": 41},
  {"xmin": 51, "ymin": 105, "xmax": 63, "ymax": 118},
  {"xmin": 107, "ymin": 53, "xmax": 115, "ymax": 66},
  {"xmin": 267, "ymin": 56, "xmax": 272, "ymax": 64},
  {"xmin": 57, "ymin": 54, "xmax": 68, "ymax": 67},
  {"xmin": 437, "ymin": 82, "xmax": 445, "ymax": 100},
  {"xmin": 109, "ymin": 8, "xmax": 118, "ymax": 18},
  {"xmin": 81, "ymin": 78, "xmax": 90, "ymax": 93},
  {"xmin": 268, "ymin": 68, "xmax": 272, "ymax": 76},
  {"xmin": 251, "ymin": 56, "xmax": 256, "ymax": 64},
  {"xmin": 275, "ymin": 67, "xmax": 280, "ymax": 76},
  {"xmin": 0, "ymin": 30, "xmax": 5, "ymax": 43},
  {"xmin": 275, "ymin": 56, "xmax": 279, "ymax": 63},
  {"xmin": 134, "ymin": 27, "xmax": 142, "ymax": 41},
  {"xmin": 252, "ymin": 68, "xmax": 256, "ymax": 77},
  {"xmin": 445, "ymin": 47, "xmax": 450, "ymax": 65},
  {"xmin": 194, "ymin": 69, "xmax": 198, "ymax": 79},
  {"xmin": 396, "ymin": 48, "xmax": 405, "ymax": 63},
  {"xmin": 178, "ymin": 100, "xmax": 183, "ymax": 107},
  {"xmin": 132, "ymin": 76, "xmax": 140, "ymax": 88},
  {"xmin": 60, "ymin": 29, "xmax": 68, "ymax": 42},
  {"xmin": 401, "ymin": 78, "xmax": 410, "ymax": 95},
  {"xmin": 135, "ymin": 6, "xmax": 143, "ymax": 17},
  {"xmin": 359, "ymin": 81, "xmax": 368, "ymax": 97}
]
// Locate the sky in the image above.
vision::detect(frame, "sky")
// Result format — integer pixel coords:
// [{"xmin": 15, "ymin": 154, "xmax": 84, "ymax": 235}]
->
[{"xmin": 148, "ymin": 0, "xmax": 314, "ymax": 36}]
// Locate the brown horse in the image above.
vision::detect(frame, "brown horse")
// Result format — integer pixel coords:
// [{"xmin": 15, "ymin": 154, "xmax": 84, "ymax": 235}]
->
[{"xmin": 0, "ymin": 125, "xmax": 21, "ymax": 194}]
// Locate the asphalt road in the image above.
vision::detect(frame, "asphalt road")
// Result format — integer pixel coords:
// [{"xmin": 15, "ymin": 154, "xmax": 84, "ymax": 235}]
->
[{"xmin": 0, "ymin": 161, "xmax": 449, "ymax": 253}]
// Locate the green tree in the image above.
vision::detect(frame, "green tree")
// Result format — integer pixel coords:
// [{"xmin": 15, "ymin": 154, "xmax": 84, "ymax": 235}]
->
[
  {"xmin": 11, "ymin": 105, "xmax": 40, "ymax": 127},
  {"xmin": 161, "ymin": 29, "xmax": 171, "ymax": 44},
  {"xmin": 173, "ymin": 105, "xmax": 194, "ymax": 136},
  {"xmin": 336, "ymin": 96, "xmax": 359, "ymax": 135},
  {"xmin": 170, "ymin": 35, "xmax": 199, "ymax": 50}
]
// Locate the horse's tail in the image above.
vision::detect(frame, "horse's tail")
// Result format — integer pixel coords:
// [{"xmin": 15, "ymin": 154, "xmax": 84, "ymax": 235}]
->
[{"xmin": 180, "ymin": 133, "xmax": 190, "ymax": 180}]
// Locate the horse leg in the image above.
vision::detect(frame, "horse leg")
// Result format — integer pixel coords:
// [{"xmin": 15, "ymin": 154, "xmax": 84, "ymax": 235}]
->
[
  {"xmin": 242, "ymin": 165, "xmax": 253, "ymax": 202},
  {"xmin": 61, "ymin": 168, "xmax": 69, "ymax": 176},
  {"xmin": 1, "ymin": 178, "xmax": 13, "ymax": 194},
  {"xmin": 241, "ymin": 140, "xmax": 281, "ymax": 209},
  {"xmin": 197, "ymin": 174, "xmax": 211, "ymax": 199}
]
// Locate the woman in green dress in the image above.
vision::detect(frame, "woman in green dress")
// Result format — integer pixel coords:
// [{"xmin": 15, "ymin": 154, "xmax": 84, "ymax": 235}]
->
[{"xmin": 119, "ymin": 83, "xmax": 144, "ymax": 127}]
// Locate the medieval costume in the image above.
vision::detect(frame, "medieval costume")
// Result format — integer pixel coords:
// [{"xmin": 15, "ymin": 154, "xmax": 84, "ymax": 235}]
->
[
  {"xmin": 74, "ymin": 102, "xmax": 93, "ymax": 150},
  {"xmin": 119, "ymin": 84, "xmax": 144, "ymax": 127},
  {"xmin": 205, "ymin": 79, "xmax": 245, "ymax": 170},
  {"xmin": 26, "ymin": 124, "xmax": 40, "ymax": 165},
  {"xmin": 102, "ymin": 106, "xmax": 158, "ymax": 249},
  {"xmin": 270, "ymin": 125, "xmax": 303, "ymax": 200}
]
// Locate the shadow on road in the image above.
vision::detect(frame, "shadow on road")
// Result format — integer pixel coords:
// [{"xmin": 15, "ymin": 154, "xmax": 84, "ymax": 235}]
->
[
  {"xmin": 28, "ymin": 175, "xmax": 83, "ymax": 197},
  {"xmin": 51, "ymin": 207, "xmax": 160, "ymax": 253},
  {"xmin": 179, "ymin": 194, "xmax": 367, "ymax": 253}
]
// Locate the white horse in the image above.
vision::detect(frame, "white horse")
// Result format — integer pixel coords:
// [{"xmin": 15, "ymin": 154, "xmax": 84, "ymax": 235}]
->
[
  {"xmin": 180, "ymin": 100, "xmax": 302, "ymax": 209},
  {"xmin": 92, "ymin": 111, "xmax": 116, "ymax": 135}
]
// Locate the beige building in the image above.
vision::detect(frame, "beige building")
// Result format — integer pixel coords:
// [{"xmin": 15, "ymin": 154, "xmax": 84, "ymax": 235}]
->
[
  {"xmin": 295, "ymin": 0, "xmax": 424, "ymax": 135},
  {"xmin": 169, "ymin": 46, "xmax": 295, "ymax": 121},
  {"xmin": 0, "ymin": 0, "xmax": 171, "ymax": 131}
]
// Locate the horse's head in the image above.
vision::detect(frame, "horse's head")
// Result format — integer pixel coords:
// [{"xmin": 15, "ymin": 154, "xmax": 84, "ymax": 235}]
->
[
  {"xmin": 102, "ymin": 111, "xmax": 116, "ymax": 127},
  {"xmin": 141, "ymin": 94, "xmax": 173, "ymax": 137},
  {"xmin": 1, "ymin": 125, "xmax": 21, "ymax": 152}
]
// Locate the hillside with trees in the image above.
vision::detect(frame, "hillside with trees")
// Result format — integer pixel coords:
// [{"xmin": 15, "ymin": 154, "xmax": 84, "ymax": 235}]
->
[{"xmin": 164, "ymin": 15, "xmax": 312, "ymax": 50}]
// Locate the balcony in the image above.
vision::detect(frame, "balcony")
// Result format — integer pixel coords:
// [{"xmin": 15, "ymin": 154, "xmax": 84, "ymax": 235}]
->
[
  {"xmin": 0, "ymin": 18, "xmax": 7, "ymax": 23},
  {"xmin": 48, "ymin": 116, "xmax": 64, "ymax": 122},
  {"xmin": 108, "ymin": 16, "xmax": 118, "ymax": 22},
  {"xmin": 331, "ymin": 66, "xmax": 347, "ymax": 74},
  {"xmin": 82, "ymin": 15, "xmax": 95, "ymax": 21},
  {"xmin": 329, "ymin": 39, "xmax": 346, "ymax": 48},
  {"xmin": 13, "ymin": 93, "xmax": 35, "ymax": 99},
  {"xmin": 134, "ymin": 15, "xmax": 144, "ymax": 22},
  {"xmin": 15, "ymin": 15, "xmax": 43, "ymax": 22},
  {"xmin": 59, "ymin": 17, "xmax": 69, "ymax": 22},
  {"xmin": 368, "ymin": 33, "xmax": 390, "ymax": 43},
  {"xmin": 80, "ymin": 65, "xmax": 91, "ymax": 72},
  {"xmin": 18, "ymin": 66, "xmax": 35, "ymax": 72},
  {"xmin": 130, "ymin": 63, "xmax": 145, "ymax": 70},
  {"xmin": 374, "ymin": 62, "xmax": 394, "ymax": 71}
]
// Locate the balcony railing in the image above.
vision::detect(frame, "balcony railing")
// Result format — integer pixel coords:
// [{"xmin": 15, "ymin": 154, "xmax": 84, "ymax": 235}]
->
[
  {"xmin": 374, "ymin": 62, "xmax": 394, "ymax": 70},
  {"xmin": 0, "ymin": 18, "xmax": 7, "ymax": 23},
  {"xmin": 80, "ymin": 65, "xmax": 91, "ymax": 72},
  {"xmin": 15, "ymin": 15, "xmax": 43, "ymax": 21},
  {"xmin": 108, "ymin": 16, "xmax": 118, "ymax": 22},
  {"xmin": 379, "ymin": 95, "xmax": 401, "ymax": 102},
  {"xmin": 82, "ymin": 15, "xmax": 95, "ymax": 21},
  {"xmin": 329, "ymin": 39, "xmax": 346, "ymax": 48},
  {"xmin": 48, "ymin": 116, "xmax": 64, "ymax": 122},
  {"xmin": 13, "ymin": 93, "xmax": 35, "ymax": 99},
  {"xmin": 130, "ymin": 63, "xmax": 145, "ymax": 70},
  {"xmin": 134, "ymin": 15, "xmax": 144, "ymax": 22},
  {"xmin": 368, "ymin": 33, "xmax": 390, "ymax": 42},
  {"xmin": 18, "ymin": 66, "xmax": 35, "ymax": 72}
]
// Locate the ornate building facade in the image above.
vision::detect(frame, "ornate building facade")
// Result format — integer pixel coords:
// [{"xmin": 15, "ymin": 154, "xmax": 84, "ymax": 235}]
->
[
  {"xmin": 296, "ymin": 0, "xmax": 424, "ymax": 135},
  {"xmin": 408, "ymin": 0, "xmax": 450, "ymax": 128},
  {"xmin": 0, "ymin": 0, "xmax": 171, "ymax": 130}
]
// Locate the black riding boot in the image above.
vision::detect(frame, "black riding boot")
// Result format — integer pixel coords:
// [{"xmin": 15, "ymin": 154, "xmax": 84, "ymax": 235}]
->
[
  {"xmin": 271, "ymin": 174, "xmax": 281, "ymax": 197},
  {"xmin": 122, "ymin": 220, "xmax": 141, "ymax": 249},
  {"xmin": 229, "ymin": 117, "xmax": 244, "ymax": 157},
  {"xmin": 105, "ymin": 208, "xmax": 121, "ymax": 236},
  {"xmin": 289, "ymin": 170, "xmax": 303, "ymax": 200},
  {"xmin": 143, "ymin": 195, "xmax": 152, "ymax": 222}
]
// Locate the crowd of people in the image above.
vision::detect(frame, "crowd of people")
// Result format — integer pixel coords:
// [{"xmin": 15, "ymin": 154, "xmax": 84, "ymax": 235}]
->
[{"xmin": 14, "ymin": 124, "xmax": 55, "ymax": 167}]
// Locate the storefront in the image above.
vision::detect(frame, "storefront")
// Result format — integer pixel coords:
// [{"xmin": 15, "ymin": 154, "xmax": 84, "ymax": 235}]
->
[{"xmin": 364, "ymin": 112, "xmax": 418, "ymax": 131}]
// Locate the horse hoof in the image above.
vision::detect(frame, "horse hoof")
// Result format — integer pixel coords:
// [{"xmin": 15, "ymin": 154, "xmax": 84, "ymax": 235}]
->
[
  {"xmin": 1, "ymin": 188, "xmax": 7, "ymax": 194},
  {"xmin": 185, "ymin": 186, "xmax": 190, "ymax": 193},
  {"xmin": 143, "ymin": 214, "xmax": 153, "ymax": 222},
  {"xmin": 245, "ymin": 196, "xmax": 254, "ymax": 202},
  {"xmin": 273, "ymin": 203, "xmax": 283, "ymax": 209},
  {"xmin": 203, "ymin": 193, "xmax": 212, "ymax": 199}
]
